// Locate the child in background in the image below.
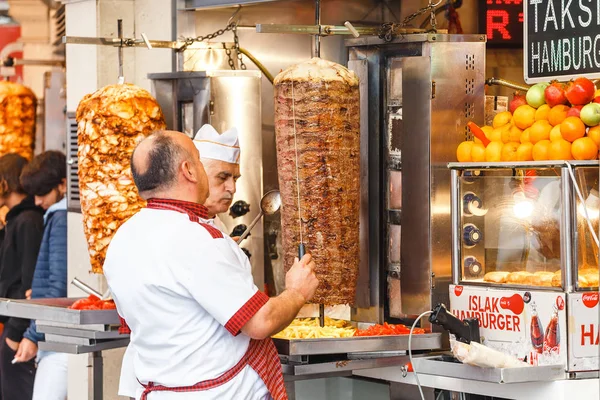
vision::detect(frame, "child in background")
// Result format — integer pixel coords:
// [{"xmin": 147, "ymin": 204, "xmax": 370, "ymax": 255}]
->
[{"xmin": 15, "ymin": 151, "xmax": 68, "ymax": 400}]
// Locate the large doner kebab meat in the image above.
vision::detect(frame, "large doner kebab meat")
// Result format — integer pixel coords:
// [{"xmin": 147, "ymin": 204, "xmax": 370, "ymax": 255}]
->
[
  {"xmin": 274, "ymin": 58, "xmax": 360, "ymax": 305},
  {"xmin": 0, "ymin": 81, "xmax": 36, "ymax": 160},
  {"xmin": 76, "ymin": 84, "xmax": 166, "ymax": 273}
]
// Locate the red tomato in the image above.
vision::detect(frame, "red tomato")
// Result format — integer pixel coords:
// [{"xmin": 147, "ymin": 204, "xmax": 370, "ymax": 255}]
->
[
  {"xmin": 101, "ymin": 301, "xmax": 116, "ymax": 310},
  {"xmin": 565, "ymin": 77, "xmax": 596, "ymax": 105}
]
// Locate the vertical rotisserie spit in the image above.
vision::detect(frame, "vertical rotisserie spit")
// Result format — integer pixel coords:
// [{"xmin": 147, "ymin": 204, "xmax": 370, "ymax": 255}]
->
[
  {"xmin": 274, "ymin": 57, "xmax": 360, "ymax": 305},
  {"xmin": 0, "ymin": 81, "xmax": 37, "ymax": 160},
  {"xmin": 76, "ymin": 84, "xmax": 166, "ymax": 273}
]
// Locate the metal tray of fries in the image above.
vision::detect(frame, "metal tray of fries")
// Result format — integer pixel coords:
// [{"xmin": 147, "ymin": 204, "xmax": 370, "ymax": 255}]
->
[{"xmin": 273, "ymin": 333, "xmax": 443, "ymax": 356}]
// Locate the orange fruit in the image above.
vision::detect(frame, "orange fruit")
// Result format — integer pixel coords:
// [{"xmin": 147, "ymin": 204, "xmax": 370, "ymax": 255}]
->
[
  {"xmin": 535, "ymin": 104, "xmax": 551, "ymax": 121},
  {"xmin": 516, "ymin": 142, "xmax": 534, "ymax": 161},
  {"xmin": 587, "ymin": 125, "xmax": 600, "ymax": 147},
  {"xmin": 501, "ymin": 142, "xmax": 520, "ymax": 161},
  {"xmin": 520, "ymin": 128, "xmax": 531, "ymax": 143},
  {"xmin": 532, "ymin": 140, "xmax": 551, "ymax": 161},
  {"xmin": 548, "ymin": 139, "xmax": 572, "ymax": 160},
  {"xmin": 489, "ymin": 127, "xmax": 503, "ymax": 142},
  {"xmin": 571, "ymin": 137, "xmax": 599, "ymax": 160},
  {"xmin": 456, "ymin": 141, "xmax": 474, "ymax": 162},
  {"xmin": 493, "ymin": 111, "xmax": 513, "ymax": 128},
  {"xmin": 549, "ymin": 125, "xmax": 563, "ymax": 141},
  {"xmin": 560, "ymin": 117, "xmax": 586, "ymax": 142},
  {"xmin": 548, "ymin": 105, "xmax": 570, "ymax": 126},
  {"xmin": 529, "ymin": 120, "xmax": 552, "ymax": 144},
  {"xmin": 485, "ymin": 141, "xmax": 504, "ymax": 162},
  {"xmin": 513, "ymin": 105, "xmax": 536, "ymax": 129},
  {"xmin": 471, "ymin": 143, "xmax": 486, "ymax": 162},
  {"xmin": 481, "ymin": 125, "xmax": 494, "ymax": 138}
]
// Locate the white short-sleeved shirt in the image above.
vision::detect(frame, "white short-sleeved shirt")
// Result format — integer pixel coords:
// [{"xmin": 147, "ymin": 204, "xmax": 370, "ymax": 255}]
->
[{"xmin": 104, "ymin": 207, "xmax": 269, "ymax": 400}]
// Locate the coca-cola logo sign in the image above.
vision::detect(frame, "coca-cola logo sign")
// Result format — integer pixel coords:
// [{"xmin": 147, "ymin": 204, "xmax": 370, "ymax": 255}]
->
[
  {"xmin": 582, "ymin": 292, "xmax": 599, "ymax": 309},
  {"xmin": 454, "ymin": 286, "xmax": 464, "ymax": 297},
  {"xmin": 499, "ymin": 294, "xmax": 524, "ymax": 315},
  {"xmin": 556, "ymin": 296, "xmax": 565, "ymax": 311}
]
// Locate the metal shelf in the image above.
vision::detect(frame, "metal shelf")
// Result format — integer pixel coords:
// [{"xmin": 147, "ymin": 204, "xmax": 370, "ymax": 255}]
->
[
  {"xmin": 0, "ymin": 298, "xmax": 120, "ymax": 325},
  {"xmin": 448, "ymin": 160, "xmax": 599, "ymax": 170}
]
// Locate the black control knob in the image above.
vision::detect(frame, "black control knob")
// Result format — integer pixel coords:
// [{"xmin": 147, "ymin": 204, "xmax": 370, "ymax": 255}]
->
[
  {"xmin": 241, "ymin": 248, "xmax": 252, "ymax": 260},
  {"xmin": 464, "ymin": 256, "xmax": 482, "ymax": 276},
  {"xmin": 463, "ymin": 223, "xmax": 482, "ymax": 248},
  {"xmin": 231, "ymin": 224, "xmax": 248, "ymax": 238},
  {"xmin": 230, "ymin": 200, "xmax": 250, "ymax": 218}
]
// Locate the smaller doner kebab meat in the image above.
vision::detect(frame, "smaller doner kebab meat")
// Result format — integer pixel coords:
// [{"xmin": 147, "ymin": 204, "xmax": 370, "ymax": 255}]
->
[
  {"xmin": 76, "ymin": 84, "xmax": 166, "ymax": 273},
  {"xmin": 0, "ymin": 81, "xmax": 37, "ymax": 160},
  {"xmin": 274, "ymin": 58, "xmax": 360, "ymax": 305}
]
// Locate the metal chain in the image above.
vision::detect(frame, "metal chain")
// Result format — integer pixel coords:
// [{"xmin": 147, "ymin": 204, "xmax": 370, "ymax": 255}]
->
[
  {"xmin": 181, "ymin": 20, "xmax": 246, "ymax": 70},
  {"xmin": 378, "ymin": 0, "xmax": 441, "ymax": 42},
  {"xmin": 233, "ymin": 25, "xmax": 246, "ymax": 70}
]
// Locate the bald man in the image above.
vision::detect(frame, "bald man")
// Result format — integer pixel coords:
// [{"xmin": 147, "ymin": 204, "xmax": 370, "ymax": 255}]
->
[{"xmin": 103, "ymin": 131, "xmax": 317, "ymax": 400}]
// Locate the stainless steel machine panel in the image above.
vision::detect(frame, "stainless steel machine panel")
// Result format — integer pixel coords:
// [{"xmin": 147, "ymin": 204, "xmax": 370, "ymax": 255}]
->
[
  {"xmin": 149, "ymin": 71, "xmax": 264, "ymax": 288},
  {"xmin": 347, "ymin": 34, "xmax": 486, "ymax": 322},
  {"xmin": 209, "ymin": 71, "xmax": 264, "ymax": 287}
]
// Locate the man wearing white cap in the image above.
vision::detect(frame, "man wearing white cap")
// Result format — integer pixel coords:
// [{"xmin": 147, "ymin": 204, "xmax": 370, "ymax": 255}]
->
[{"xmin": 193, "ymin": 124, "xmax": 242, "ymax": 233}]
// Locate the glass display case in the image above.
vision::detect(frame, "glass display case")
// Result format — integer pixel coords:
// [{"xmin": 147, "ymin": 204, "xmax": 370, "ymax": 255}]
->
[{"xmin": 449, "ymin": 161, "xmax": 599, "ymax": 291}]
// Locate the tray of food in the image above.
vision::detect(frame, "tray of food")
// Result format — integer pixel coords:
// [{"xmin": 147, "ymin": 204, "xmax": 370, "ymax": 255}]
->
[
  {"xmin": 272, "ymin": 318, "xmax": 442, "ymax": 356},
  {"xmin": 0, "ymin": 296, "xmax": 120, "ymax": 326}
]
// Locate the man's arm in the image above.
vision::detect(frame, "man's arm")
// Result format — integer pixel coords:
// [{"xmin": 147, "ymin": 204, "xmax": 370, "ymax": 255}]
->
[{"xmin": 241, "ymin": 254, "xmax": 318, "ymax": 340}]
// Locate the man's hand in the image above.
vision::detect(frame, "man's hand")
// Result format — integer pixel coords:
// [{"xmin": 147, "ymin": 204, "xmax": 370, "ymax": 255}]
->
[
  {"xmin": 285, "ymin": 254, "xmax": 318, "ymax": 303},
  {"xmin": 5, "ymin": 337, "xmax": 19, "ymax": 352},
  {"xmin": 14, "ymin": 338, "xmax": 37, "ymax": 363},
  {"xmin": 241, "ymin": 253, "xmax": 319, "ymax": 340},
  {"xmin": 25, "ymin": 289, "xmax": 32, "ymax": 300}
]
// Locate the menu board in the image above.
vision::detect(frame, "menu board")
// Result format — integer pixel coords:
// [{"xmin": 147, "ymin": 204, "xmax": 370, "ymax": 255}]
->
[{"xmin": 524, "ymin": 0, "xmax": 600, "ymax": 83}]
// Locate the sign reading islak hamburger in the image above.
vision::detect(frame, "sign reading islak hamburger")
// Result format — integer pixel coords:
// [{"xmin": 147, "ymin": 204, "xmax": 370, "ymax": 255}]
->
[
  {"xmin": 568, "ymin": 292, "xmax": 599, "ymax": 371},
  {"xmin": 450, "ymin": 285, "xmax": 567, "ymax": 367}
]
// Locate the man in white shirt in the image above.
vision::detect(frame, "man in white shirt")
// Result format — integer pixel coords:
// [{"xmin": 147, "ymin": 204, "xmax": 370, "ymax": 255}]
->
[
  {"xmin": 118, "ymin": 124, "xmax": 245, "ymax": 399},
  {"xmin": 104, "ymin": 130, "xmax": 318, "ymax": 400}
]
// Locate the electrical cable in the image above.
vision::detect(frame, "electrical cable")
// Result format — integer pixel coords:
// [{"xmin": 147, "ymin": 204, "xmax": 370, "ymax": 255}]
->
[{"xmin": 409, "ymin": 310, "xmax": 433, "ymax": 400}]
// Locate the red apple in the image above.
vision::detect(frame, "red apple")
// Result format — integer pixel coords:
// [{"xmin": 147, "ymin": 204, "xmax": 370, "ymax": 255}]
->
[{"xmin": 567, "ymin": 105, "xmax": 584, "ymax": 118}]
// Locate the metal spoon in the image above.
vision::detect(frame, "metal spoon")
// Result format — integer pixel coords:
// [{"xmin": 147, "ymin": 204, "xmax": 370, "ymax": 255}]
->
[{"xmin": 236, "ymin": 190, "xmax": 281, "ymax": 244}]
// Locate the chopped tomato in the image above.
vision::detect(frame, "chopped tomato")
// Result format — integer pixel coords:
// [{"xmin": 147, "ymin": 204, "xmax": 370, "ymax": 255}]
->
[
  {"xmin": 101, "ymin": 301, "xmax": 117, "ymax": 310},
  {"xmin": 353, "ymin": 322, "xmax": 426, "ymax": 337}
]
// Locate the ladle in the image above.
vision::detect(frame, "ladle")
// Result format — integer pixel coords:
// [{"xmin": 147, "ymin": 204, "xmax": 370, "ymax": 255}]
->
[{"xmin": 236, "ymin": 190, "xmax": 281, "ymax": 244}]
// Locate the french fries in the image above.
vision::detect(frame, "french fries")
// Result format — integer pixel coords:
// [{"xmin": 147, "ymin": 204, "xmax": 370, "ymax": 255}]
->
[{"xmin": 272, "ymin": 317, "xmax": 356, "ymax": 339}]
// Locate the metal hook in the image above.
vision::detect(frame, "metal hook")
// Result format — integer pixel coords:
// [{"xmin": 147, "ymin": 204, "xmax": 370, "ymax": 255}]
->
[{"xmin": 227, "ymin": 6, "xmax": 242, "ymax": 26}]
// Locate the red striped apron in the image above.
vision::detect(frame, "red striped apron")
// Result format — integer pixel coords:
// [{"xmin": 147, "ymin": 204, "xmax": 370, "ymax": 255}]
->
[{"xmin": 138, "ymin": 338, "xmax": 287, "ymax": 400}]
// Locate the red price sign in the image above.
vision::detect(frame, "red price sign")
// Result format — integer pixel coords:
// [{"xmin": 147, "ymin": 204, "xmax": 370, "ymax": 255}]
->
[{"xmin": 480, "ymin": 0, "xmax": 524, "ymax": 47}]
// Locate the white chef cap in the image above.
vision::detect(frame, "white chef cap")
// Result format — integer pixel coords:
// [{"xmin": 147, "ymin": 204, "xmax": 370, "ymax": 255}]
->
[{"xmin": 193, "ymin": 124, "xmax": 240, "ymax": 164}]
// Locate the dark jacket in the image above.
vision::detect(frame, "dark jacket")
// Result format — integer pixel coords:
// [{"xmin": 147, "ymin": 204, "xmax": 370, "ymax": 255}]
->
[
  {"xmin": 23, "ymin": 198, "xmax": 67, "ymax": 343},
  {"xmin": 0, "ymin": 196, "xmax": 44, "ymax": 342}
]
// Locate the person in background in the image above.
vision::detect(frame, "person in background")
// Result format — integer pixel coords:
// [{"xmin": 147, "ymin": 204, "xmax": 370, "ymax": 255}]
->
[
  {"xmin": 14, "ymin": 151, "xmax": 68, "ymax": 400},
  {"xmin": 193, "ymin": 124, "xmax": 241, "ymax": 232},
  {"xmin": 0, "ymin": 153, "xmax": 44, "ymax": 400}
]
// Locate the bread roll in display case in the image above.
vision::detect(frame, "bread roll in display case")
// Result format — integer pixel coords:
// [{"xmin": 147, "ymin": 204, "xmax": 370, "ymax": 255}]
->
[{"xmin": 448, "ymin": 161, "xmax": 599, "ymax": 375}]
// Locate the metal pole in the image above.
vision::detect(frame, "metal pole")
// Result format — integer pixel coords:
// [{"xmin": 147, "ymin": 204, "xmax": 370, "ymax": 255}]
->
[
  {"xmin": 560, "ymin": 167, "xmax": 573, "ymax": 291},
  {"xmin": 450, "ymin": 169, "xmax": 460, "ymax": 285},
  {"xmin": 89, "ymin": 351, "xmax": 103, "ymax": 400},
  {"xmin": 117, "ymin": 19, "xmax": 124, "ymax": 84},
  {"xmin": 314, "ymin": 0, "xmax": 321, "ymax": 58}
]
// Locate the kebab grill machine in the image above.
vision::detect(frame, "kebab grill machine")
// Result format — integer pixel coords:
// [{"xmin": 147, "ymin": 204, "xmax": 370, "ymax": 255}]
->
[{"xmin": 263, "ymin": 32, "xmax": 497, "ymax": 386}]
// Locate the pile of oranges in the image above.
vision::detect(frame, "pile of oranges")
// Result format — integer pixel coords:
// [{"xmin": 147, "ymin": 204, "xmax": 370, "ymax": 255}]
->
[{"xmin": 457, "ymin": 88, "xmax": 600, "ymax": 163}]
